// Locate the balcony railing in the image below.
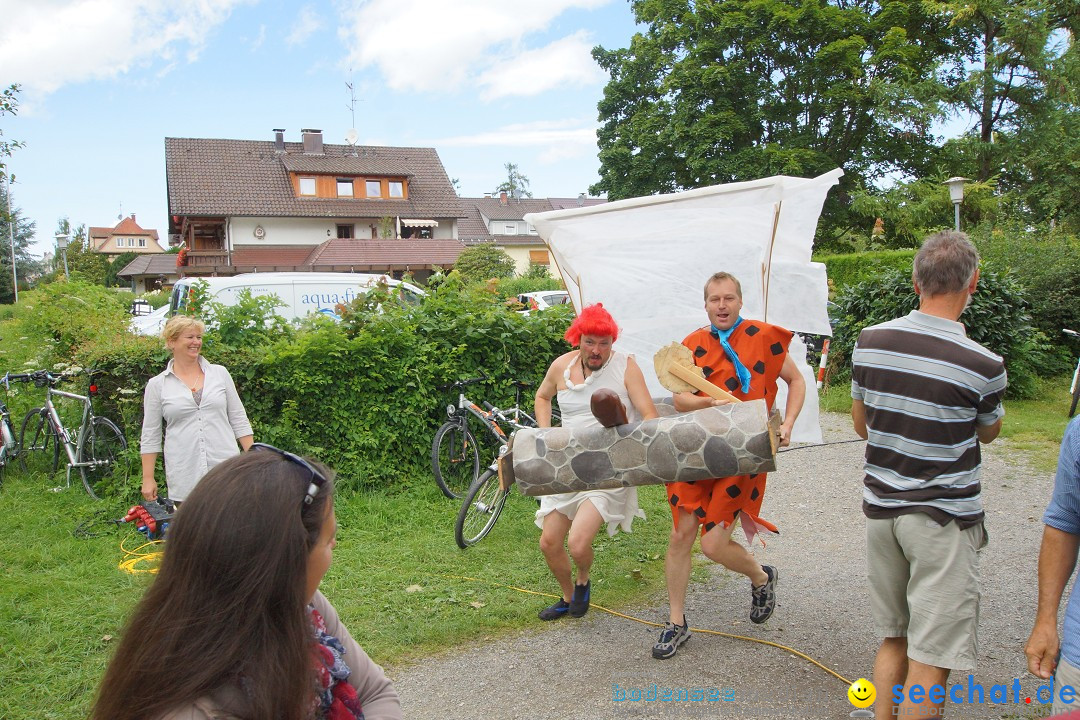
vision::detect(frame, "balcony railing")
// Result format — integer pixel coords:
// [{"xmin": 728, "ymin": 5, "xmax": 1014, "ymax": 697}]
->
[{"xmin": 184, "ymin": 250, "xmax": 230, "ymax": 267}]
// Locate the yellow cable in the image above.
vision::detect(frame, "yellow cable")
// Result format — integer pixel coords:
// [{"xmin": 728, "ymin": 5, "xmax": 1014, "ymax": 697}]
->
[
  {"xmin": 118, "ymin": 534, "xmax": 164, "ymax": 575},
  {"xmin": 441, "ymin": 573, "xmax": 851, "ymax": 687}
]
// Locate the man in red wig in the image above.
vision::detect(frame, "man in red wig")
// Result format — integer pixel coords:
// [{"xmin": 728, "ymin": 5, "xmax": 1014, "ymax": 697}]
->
[
  {"xmin": 653, "ymin": 271, "xmax": 805, "ymax": 659},
  {"xmin": 533, "ymin": 303, "xmax": 659, "ymax": 620}
]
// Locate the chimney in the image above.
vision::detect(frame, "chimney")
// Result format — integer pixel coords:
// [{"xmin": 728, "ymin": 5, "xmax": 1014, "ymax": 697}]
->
[
  {"xmin": 499, "ymin": 191, "xmax": 507, "ymax": 205},
  {"xmin": 577, "ymin": 193, "xmax": 585, "ymax": 206},
  {"xmin": 483, "ymin": 193, "xmax": 492, "ymax": 198},
  {"xmin": 273, "ymin": 128, "xmax": 286, "ymax": 153},
  {"xmin": 131, "ymin": 213, "xmax": 136, "ymax": 223},
  {"xmin": 301, "ymin": 128, "xmax": 323, "ymax": 155}
]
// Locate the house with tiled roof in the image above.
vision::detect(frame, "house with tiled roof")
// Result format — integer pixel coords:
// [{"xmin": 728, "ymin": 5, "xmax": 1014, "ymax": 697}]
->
[
  {"xmin": 165, "ymin": 129, "xmax": 469, "ymax": 281},
  {"xmin": 116, "ymin": 254, "xmax": 182, "ymax": 294},
  {"xmin": 459, "ymin": 193, "xmax": 607, "ymax": 273},
  {"xmin": 88, "ymin": 215, "xmax": 165, "ymax": 257}
]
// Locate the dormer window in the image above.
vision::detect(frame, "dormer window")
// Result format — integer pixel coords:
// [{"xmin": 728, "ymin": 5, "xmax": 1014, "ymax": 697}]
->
[
  {"xmin": 299, "ymin": 177, "xmax": 316, "ymax": 196},
  {"xmin": 336, "ymin": 179, "xmax": 354, "ymax": 197},
  {"xmin": 388, "ymin": 181, "xmax": 404, "ymax": 198},
  {"xmin": 366, "ymin": 180, "xmax": 382, "ymax": 198}
]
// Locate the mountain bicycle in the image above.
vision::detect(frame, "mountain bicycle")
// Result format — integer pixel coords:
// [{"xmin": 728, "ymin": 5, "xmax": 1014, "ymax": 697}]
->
[
  {"xmin": 0, "ymin": 370, "xmax": 35, "ymax": 489},
  {"xmin": 454, "ymin": 401, "xmax": 548, "ymax": 549},
  {"xmin": 1066, "ymin": 329, "xmax": 1080, "ymax": 417},
  {"xmin": 432, "ymin": 377, "xmax": 552, "ymax": 499},
  {"xmin": 19, "ymin": 370, "xmax": 127, "ymax": 500}
]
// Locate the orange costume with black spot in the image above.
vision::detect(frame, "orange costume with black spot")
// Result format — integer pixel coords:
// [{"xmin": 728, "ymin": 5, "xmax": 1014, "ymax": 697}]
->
[{"xmin": 666, "ymin": 320, "xmax": 793, "ymax": 542}]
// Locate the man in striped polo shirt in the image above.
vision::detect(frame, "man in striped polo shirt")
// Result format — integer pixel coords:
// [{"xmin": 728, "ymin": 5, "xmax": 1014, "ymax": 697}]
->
[{"xmin": 851, "ymin": 230, "xmax": 1007, "ymax": 718}]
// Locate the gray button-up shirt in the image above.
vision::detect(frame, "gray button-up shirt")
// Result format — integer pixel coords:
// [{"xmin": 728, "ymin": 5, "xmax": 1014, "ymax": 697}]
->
[{"xmin": 140, "ymin": 356, "xmax": 253, "ymax": 501}]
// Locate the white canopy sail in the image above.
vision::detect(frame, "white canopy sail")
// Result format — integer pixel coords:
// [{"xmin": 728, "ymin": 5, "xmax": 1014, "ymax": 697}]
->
[{"xmin": 524, "ymin": 169, "xmax": 843, "ymax": 443}]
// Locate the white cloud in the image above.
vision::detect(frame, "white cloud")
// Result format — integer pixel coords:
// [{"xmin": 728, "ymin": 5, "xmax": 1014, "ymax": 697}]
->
[
  {"xmin": 427, "ymin": 118, "xmax": 597, "ymax": 163},
  {"xmin": 337, "ymin": 0, "xmax": 610, "ymax": 98},
  {"xmin": 0, "ymin": 0, "xmax": 252, "ymax": 95},
  {"xmin": 285, "ymin": 5, "xmax": 322, "ymax": 47},
  {"xmin": 477, "ymin": 30, "xmax": 604, "ymax": 100},
  {"xmin": 251, "ymin": 24, "xmax": 267, "ymax": 51}
]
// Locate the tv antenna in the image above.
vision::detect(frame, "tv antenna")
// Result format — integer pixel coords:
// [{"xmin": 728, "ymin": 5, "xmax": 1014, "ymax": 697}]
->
[{"xmin": 345, "ymin": 74, "xmax": 360, "ymax": 155}]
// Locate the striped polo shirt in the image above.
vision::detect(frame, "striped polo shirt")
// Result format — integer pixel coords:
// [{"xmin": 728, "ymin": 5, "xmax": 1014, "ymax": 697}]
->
[{"xmin": 851, "ymin": 310, "xmax": 1007, "ymax": 528}]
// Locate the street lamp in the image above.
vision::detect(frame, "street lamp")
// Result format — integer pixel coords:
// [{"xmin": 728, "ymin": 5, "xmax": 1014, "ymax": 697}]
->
[
  {"xmin": 54, "ymin": 232, "xmax": 70, "ymax": 279},
  {"xmin": 943, "ymin": 176, "xmax": 968, "ymax": 232}
]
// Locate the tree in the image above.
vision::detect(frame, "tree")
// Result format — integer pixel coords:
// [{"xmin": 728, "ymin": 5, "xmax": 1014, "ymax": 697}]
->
[
  {"xmin": 453, "ymin": 244, "xmax": 516, "ymax": 282},
  {"xmin": 56, "ymin": 217, "xmax": 108, "ymax": 285},
  {"xmin": 494, "ymin": 162, "xmax": 533, "ymax": 199},
  {"xmin": 0, "ymin": 84, "xmax": 22, "ymax": 183},
  {"xmin": 932, "ymin": 0, "xmax": 1078, "ymax": 229},
  {"xmin": 590, "ymin": 0, "xmax": 956, "ymax": 234},
  {"xmin": 0, "ymin": 181, "xmax": 38, "ymax": 303},
  {"xmin": 106, "ymin": 251, "xmax": 138, "ymax": 288}
]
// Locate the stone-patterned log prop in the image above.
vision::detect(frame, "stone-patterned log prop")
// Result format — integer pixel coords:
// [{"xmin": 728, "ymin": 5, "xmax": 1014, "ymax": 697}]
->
[
  {"xmin": 653, "ymin": 342, "xmax": 742, "ymax": 404},
  {"xmin": 504, "ymin": 400, "xmax": 781, "ymax": 497}
]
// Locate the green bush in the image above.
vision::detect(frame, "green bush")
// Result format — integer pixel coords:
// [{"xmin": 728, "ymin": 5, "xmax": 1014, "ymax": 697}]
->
[
  {"xmin": 973, "ymin": 223, "xmax": 1080, "ymax": 347},
  {"xmin": 829, "ymin": 268, "xmax": 1043, "ymax": 398},
  {"xmin": 26, "ymin": 279, "xmax": 132, "ymax": 358},
  {"xmin": 138, "ymin": 289, "xmax": 170, "ymax": 309},
  {"xmin": 72, "ymin": 275, "xmax": 574, "ymax": 497},
  {"xmin": 816, "ymin": 250, "xmax": 917, "ymax": 296}
]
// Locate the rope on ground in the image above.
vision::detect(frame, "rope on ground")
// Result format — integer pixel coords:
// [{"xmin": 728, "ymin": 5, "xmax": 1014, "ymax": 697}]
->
[
  {"xmin": 440, "ymin": 573, "xmax": 851, "ymax": 687},
  {"xmin": 118, "ymin": 535, "xmax": 163, "ymax": 575},
  {"xmin": 779, "ymin": 438, "xmax": 864, "ymax": 453}
]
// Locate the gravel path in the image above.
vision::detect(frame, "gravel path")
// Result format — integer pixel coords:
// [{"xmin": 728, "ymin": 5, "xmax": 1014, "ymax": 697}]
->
[{"xmin": 390, "ymin": 412, "xmax": 1055, "ymax": 719}]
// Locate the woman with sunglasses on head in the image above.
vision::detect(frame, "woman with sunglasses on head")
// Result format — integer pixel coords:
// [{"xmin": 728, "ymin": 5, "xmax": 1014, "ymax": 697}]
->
[
  {"xmin": 90, "ymin": 446, "xmax": 401, "ymax": 720},
  {"xmin": 140, "ymin": 315, "xmax": 254, "ymax": 503}
]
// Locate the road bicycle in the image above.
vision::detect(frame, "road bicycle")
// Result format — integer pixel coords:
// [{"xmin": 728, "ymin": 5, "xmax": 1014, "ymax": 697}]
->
[
  {"xmin": 1066, "ymin": 329, "xmax": 1080, "ymax": 417},
  {"xmin": 432, "ymin": 377, "xmax": 552, "ymax": 499},
  {"xmin": 0, "ymin": 370, "xmax": 35, "ymax": 489},
  {"xmin": 19, "ymin": 369, "xmax": 127, "ymax": 500},
  {"xmin": 454, "ymin": 400, "xmax": 549, "ymax": 549}
]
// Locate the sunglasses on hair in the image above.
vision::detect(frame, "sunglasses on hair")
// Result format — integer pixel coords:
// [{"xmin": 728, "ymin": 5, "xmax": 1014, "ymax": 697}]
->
[{"xmin": 250, "ymin": 443, "xmax": 328, "ymax": 505}]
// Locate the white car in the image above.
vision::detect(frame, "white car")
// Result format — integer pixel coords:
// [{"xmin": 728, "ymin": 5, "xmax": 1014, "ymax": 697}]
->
[
  {"xmin": 128, "ymin": 304, "xmax": 170, "ymax": 336},
  {"xmin": 130, "ymin": 272, "xmax": 425, "ymax": 336},
  {"xmin": 517, "ymin": 290, "xmax": 571, "ymax": 314}
]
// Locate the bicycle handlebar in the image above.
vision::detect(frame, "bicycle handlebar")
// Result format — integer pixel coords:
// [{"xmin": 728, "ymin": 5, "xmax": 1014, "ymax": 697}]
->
[
  {"xmin": 436, "ymin": 375, "xmax": 488, "ymax": 392},
  {"xmin": 1065, "ymin": 329, "xmax": 1079, "ymax": 338}
]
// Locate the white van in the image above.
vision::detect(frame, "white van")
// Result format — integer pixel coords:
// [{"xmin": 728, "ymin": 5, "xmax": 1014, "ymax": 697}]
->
[{"xmin": 131, "ymin": 272, "xmax": 424, "ymax": 336}]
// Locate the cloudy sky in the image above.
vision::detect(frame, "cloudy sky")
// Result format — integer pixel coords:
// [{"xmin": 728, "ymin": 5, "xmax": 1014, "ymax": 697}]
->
[{"xmin": 0, "ymin": 0, "xmax": 639, "ymax": 254}]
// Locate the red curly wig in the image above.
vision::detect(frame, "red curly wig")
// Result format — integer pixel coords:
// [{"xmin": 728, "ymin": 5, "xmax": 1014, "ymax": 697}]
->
[{"xmin": 564, "ymin": 303, "xmax": 619, "ymax": 347}]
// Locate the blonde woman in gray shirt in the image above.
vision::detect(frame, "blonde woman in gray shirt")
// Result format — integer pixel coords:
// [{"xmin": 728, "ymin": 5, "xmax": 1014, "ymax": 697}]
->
[{"xmin": 140, "ymin": 316, "xmax": 254, "ymax": 502}]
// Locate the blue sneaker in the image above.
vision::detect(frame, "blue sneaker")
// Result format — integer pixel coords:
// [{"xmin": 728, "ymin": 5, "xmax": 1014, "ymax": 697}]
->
[
  {"xmin": 569, "ymin": 581, "xmax": 591, "ymax": 617},
  {"xmin": 538, "ymin": 599, "xmax": 570, "ymax": 621}
]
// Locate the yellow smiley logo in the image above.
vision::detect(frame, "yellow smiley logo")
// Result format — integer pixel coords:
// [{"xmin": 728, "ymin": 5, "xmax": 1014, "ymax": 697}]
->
[{"xmin": 848, "ymin": 678, "xmax": 876, "ymax": 709}]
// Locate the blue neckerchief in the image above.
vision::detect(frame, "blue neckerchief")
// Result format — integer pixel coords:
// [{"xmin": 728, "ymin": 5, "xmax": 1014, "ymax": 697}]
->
[{"xmin": 709, "ymin": 317, "xmax": 751, "ymax": 393}]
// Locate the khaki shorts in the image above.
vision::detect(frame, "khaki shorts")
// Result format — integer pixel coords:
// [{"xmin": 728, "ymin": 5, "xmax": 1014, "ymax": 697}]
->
[
  {"xmin": 866, "ymin": 513, "xmax": 987, "ymax": 670},
  {"xmin": 1054, "ymin": 655, "xmax": 1080, "ymax": 715}
]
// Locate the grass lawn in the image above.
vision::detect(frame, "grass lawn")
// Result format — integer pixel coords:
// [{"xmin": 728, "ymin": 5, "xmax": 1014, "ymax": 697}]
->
[{"xmin": 0, "ymin": 466, "xmax": 682, "ymax": 720}]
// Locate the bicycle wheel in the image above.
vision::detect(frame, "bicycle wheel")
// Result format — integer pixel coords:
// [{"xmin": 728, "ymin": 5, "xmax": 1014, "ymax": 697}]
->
[
  {"xmin": 77, "ymin": 417, "xmax": 127, "ymax": 500},
  {"xmin": 0, "ymin": 417, "xmax": 15, "ymax": 488},
  {"xmin": 19, "ymin": 408, "xmax": 60, "ymax": 475},
  {"xmin": 454, "ymin": 468, "xmax": 509, "ymax": 549},
  {"xmin": 432, "ymin": 421, "xmax": 480, "ymax": 499}
]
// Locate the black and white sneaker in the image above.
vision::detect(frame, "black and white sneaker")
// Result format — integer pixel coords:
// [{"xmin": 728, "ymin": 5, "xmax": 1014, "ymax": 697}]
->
[
  {"xmin": 652, "ymin": 619, "xmax": 690, "ymax": 659},
  {"xmin": 750, "ymin": 565, "xmax": 778, "ymax": 624}
]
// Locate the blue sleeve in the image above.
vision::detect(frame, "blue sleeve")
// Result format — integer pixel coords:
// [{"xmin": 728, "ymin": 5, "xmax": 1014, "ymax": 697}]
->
[{"xmin": 1044, "ymin": 418, "xmax": 1080, "ymax": 535}]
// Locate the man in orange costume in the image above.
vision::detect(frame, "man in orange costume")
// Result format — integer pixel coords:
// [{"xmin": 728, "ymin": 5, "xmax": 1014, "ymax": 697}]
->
[{"xmin": 653, "ymin": 271, "xmax": 806, "ymax": 659}]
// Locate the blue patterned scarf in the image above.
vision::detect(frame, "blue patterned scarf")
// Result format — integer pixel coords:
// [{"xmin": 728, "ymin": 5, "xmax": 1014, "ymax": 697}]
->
[{"xmin": 710, "ymin": 317, "xmax": 752, "ymax": 394}]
